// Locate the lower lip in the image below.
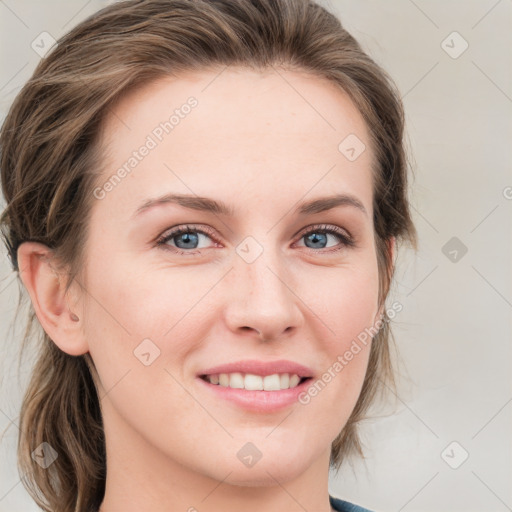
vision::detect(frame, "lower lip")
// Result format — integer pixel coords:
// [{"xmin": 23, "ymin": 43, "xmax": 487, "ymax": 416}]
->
[{"xmin": 196, "ymin": 376, "xmax": 313, "ymax": 413}]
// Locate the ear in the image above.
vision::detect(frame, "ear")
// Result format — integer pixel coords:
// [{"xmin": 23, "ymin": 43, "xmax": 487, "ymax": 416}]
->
[{"xmin": 17, "ymin": 241, "xmax": 89, "ymax": 356}]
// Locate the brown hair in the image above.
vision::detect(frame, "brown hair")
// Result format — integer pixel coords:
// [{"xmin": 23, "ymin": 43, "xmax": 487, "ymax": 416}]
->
[{"xmin": 0, "ymin": 1, "xmax": 417, "ymax": 510}]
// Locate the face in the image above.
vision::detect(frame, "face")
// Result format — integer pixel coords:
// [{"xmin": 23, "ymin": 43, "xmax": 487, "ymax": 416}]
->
[{"xmin": 78, "ymin": 67, "xmax": 383, "ymax": 485}]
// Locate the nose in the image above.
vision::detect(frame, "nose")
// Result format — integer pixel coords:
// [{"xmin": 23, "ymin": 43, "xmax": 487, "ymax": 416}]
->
[{"xmin": 223, "ymin": 245, "xmax": 304, "ymax": 342}]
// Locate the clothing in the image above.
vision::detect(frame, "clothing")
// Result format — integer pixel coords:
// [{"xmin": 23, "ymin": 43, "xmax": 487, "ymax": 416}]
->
[{"xmin": 329, "ymin": 494, "xmax": 374, "ymax": 512}]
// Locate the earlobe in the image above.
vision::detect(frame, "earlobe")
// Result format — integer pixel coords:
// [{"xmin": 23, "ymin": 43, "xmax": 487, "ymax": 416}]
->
[{"xmin": 17, "ymin": 241, "xmax": 89, "ymax": 356}]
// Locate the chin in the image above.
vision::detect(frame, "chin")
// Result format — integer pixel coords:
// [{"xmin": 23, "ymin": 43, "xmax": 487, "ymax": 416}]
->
[
  {"xmin": 211, "ymin": 454, "xmax": 308, "ymax": 487},
  {"xmin": 224, "ymin": 469, "xmax": 301, "ymax": 488}
]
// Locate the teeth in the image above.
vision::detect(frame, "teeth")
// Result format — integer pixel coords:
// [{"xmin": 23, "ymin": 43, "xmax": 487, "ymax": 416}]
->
[
  {"xmin": 205, "ymin": 372, "xmax": 305, "ymax": 391},
  {"xmin": 263, "ymin": 374, "xmax": 280, "ymax": 391},
  {"xmin": 289, "ymin": 374, "xmax": 300, "ymax": 387},
  {"xmin": 229, "ymin": 372, "xmax": 244, "ymax": 389},
  {"xmin": 244, "ymin": 373, "xmax": 263, "ymax": 390}
]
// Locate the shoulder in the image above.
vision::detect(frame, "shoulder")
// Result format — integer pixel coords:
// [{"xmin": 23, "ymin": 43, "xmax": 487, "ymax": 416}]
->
[{"xmin": 329, "ymin": 494, "xmax": 375, "ymax": 512}]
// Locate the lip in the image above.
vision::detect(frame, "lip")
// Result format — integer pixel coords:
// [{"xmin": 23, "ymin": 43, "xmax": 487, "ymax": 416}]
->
[
  {"xmin": 196, "ymin": 374, "xmax": 314, "ymax": 413},
  {"xmin": 196, "ymin": 359, "xmax": 314, "ymax": 378}
]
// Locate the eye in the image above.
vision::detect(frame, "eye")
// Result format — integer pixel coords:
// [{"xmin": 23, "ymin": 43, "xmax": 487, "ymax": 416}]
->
[
  {"xmin": 155, "ymin": 223, "xmax": 355, "ymax": 256},
  {"xmin": 295, "ymin": 224, "xmax": 355, "ymax": 253},
  {"xmin": 155, "ymin": 224, "xmax": 219, "ymax": 255}
]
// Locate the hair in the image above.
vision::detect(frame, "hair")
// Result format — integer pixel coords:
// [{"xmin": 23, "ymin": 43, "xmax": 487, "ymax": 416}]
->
[{"xmin": 0, "ymin": 1, "xmax": 418, "ymax": 511}]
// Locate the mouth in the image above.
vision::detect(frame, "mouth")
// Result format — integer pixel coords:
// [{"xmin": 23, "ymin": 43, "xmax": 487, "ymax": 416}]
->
[
  {"xmin": 194, "ymin": 359, "xmax": 315, "ymax": 412},
  {"xmin": 198, "ymin": 373, "xmax": 312, "ymax": 391},
  {"xmin": 196, "ymin": 373, "xmax": 314, "ymax": 413}
]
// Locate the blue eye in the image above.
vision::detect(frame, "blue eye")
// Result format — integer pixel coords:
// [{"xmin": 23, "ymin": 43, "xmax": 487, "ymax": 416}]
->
[
  {"xmin": 156, "ymin": 225, "xmax": 218, "ymax": 255},
  {"xmin": 298, "ymin": 225, "xmax": 355, "ymax": 251},
  {"xmin": 155, "ymin": 223, "xmax": 355, "ymax": 255}
]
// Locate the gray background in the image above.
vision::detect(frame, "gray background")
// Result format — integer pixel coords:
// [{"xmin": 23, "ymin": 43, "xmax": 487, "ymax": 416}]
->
[{"xmin": 1, "ymin": 1, "xmax": 511, "ymax": 511}]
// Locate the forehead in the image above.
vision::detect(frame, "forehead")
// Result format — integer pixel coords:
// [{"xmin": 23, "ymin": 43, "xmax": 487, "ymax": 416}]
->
[{"xmin": 95, "ymin": 67, "xmax": 374, "ymax": 221}]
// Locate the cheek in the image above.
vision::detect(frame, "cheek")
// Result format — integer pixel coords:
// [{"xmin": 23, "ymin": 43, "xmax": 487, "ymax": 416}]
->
[
  {"xmin": 82, "ymin": 262, "xmax": 205, "ymax": 444},
  {"xmin": 294, "ymin": 260, "xmax": 379, "ymax": 421},
  {"xmin": 310, "ymin": 258, "xmax": 380, "ymax": 348},
  {"xmin": 84, "ymin": 250, "xmax": 185, "ymax": 337},
  {"xmin": 82, "ymin": 256, "xmax": 216, "ymax": 381}
]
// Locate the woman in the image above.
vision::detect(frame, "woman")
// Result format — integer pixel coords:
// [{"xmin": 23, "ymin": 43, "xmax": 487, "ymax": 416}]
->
[{"xmin": 0, "ymin": 1, "xmax": 417, "ymax": 511}]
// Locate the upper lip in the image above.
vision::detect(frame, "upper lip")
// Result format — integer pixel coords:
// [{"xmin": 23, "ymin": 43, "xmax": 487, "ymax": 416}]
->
[{"xmin": 197, "ymin": 359, "xmax": 314, "ymax": 378}]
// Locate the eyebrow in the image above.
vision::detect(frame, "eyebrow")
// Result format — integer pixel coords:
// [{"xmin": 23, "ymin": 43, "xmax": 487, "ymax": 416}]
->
[{"xmin": 132, "ymin": 192, "xmax": 368, "ymax": 219}]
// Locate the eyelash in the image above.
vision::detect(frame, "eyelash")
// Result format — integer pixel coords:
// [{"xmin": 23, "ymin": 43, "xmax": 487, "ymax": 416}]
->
[{"xmin": 155, "ymin": 224, "xmax": 355, "ymax": 256}]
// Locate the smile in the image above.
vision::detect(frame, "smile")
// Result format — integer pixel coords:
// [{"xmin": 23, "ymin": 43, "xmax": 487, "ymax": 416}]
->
[
  {"xmin": 196, "ymin": 374, "xmax": 314, "ymax": 413},
  {"xmin": 200, "ymin": 372, "xmax": 308, "ymax": 391}
]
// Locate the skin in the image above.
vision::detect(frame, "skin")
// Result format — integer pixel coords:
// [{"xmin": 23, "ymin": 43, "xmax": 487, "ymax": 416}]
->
[{"xmin": 18, "ymin": 67, "xmax": 394, "ymax": 512}]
